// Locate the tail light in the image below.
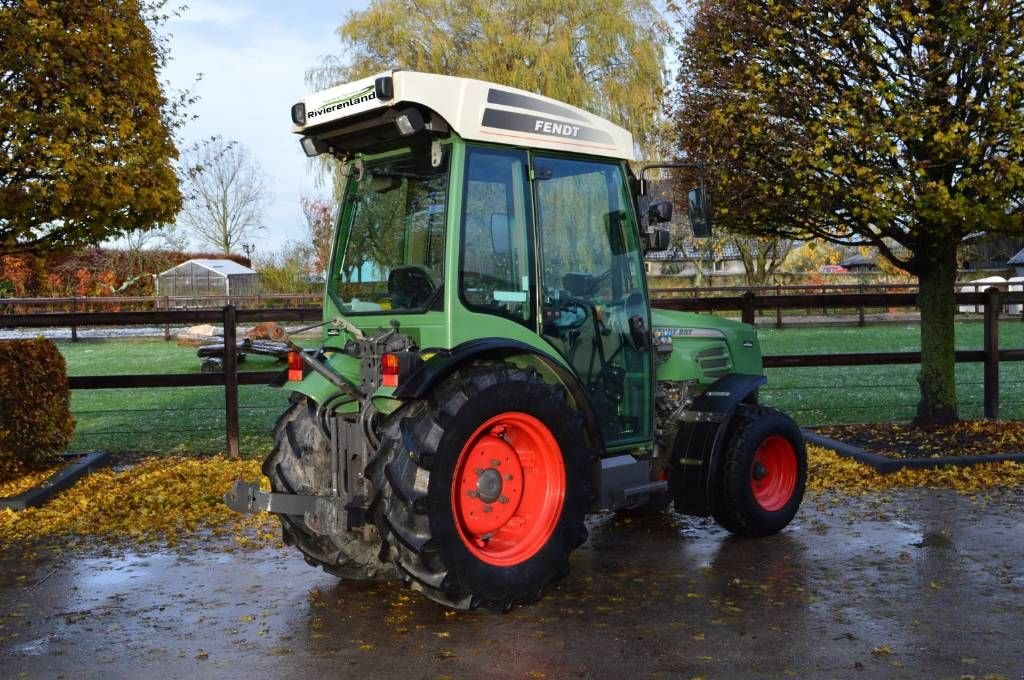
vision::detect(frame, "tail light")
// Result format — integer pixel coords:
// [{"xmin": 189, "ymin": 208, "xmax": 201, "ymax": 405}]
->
[
  {"xmin": 288, "ymin": 351, "xmax": 304, "ymax": 382},
  {"xmin": 380, "ymin": 352, "xmax": 422, "ymax": 388},
  {"xmin": 381, "ymin": 353, "xmax": 401, "ymax": 387}
]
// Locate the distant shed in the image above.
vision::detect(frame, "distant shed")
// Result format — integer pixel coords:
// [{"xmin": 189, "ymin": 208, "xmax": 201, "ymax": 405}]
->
[
  {"xmin": 1010, "ymin": 247, "xmax": 1024, "ymax": 276},
  {"xmin": 155, "ymin": 259, "xmax": 259, "ymax": 298},
  {"xmin": 839, "ymin": 254, "xmax": 878, "ymax": 272}
]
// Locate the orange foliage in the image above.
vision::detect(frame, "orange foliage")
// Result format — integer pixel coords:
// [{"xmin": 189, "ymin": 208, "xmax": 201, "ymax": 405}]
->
[{"xmin": 0, "ymin": 249, "xmax": 253, "ymax": 299}]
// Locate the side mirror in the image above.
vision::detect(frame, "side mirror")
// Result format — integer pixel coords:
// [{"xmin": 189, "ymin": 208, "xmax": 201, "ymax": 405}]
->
[
  {"xmin": 490, "ymin": 213, "xmax": 511, "ymax": 255},
  {"xmin": 648, "ymin": 200, "xmax": 673, "ymax": 225},
  {"xmin": 648, "ymin": 228, "xmax": 671, "ymax": 252},
  {"xmin": 688, "ymin": 187, "xmax": 712, "ymax": 237}
]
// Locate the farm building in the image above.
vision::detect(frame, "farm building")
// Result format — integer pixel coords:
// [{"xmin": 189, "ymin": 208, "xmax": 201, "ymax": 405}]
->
[
  {"xmin": 645, "ymin": 244, "xmax": 745, "ymax": 277},
  {"xmin": 1011, "ymin": 248, "xmax": 1024, "ymax": 276},
  {"xmin": 155, "ymin": 259, "xmax": 259, "ymax": 298},
  {"xmin": 838, "ymin": 253, "xmax": 878, "ymax": 273}
]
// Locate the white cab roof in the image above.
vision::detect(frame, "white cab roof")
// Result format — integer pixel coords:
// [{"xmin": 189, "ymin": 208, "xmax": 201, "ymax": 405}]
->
[{"xmin": 293, "ymin": 70, "xmax": 635, "ymax": 160}]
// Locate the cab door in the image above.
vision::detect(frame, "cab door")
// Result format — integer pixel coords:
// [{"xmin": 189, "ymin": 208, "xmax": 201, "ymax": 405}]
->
[{"xmin": 531, "ymin": 154, "xmax": 652, "ymax": 447}]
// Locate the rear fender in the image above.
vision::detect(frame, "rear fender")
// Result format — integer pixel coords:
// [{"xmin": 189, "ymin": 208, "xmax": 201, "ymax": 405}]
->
[
  {"xmin": 394, "ymin": 338, "xmax": 604, "ymax": 451},
  {"xmin": 272, "ymin": 348, "xmax": 362, "ymax": 411},
  {"xmin": 670, "ymin": 373, "xmax": 766, "ymax": 516}
]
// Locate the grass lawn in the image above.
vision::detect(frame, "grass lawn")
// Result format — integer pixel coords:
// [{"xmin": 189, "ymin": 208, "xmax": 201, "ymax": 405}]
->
[
  {"xmin": 61, "ymin": 338, "xmax": 294, "ymax": 458},
  {"xmin": 758, "ymin": 319, "xmax": 1024, "ymax": 425},
  {"xmin": 56, "ymin": 318, "xmax": 1024, "ymax": 455}
]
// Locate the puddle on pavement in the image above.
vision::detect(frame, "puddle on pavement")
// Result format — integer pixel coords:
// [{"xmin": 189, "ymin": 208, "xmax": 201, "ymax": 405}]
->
[
  {"xmin": 75, "ymin": 551, "xmax": 178, "ymax": 597},
  {"xmin": 0, "ymin": 490, "xmax": 1021, "ymax": 678}
]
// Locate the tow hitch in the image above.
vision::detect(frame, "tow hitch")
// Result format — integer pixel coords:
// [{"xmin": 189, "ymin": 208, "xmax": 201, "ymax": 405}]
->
[
  {"xmin": 224, "ymin": 480, "xmax": 316, "ymax": 515},
  {"xmin": 224, "ymin": 480, "xmax": 356, "ymax": 535}
]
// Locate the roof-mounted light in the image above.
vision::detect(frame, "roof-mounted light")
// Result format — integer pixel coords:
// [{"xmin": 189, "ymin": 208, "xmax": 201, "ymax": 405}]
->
[
  {"xmin": 394, "ymin": 107, "xmax": 425, "ymax": 136},
  {"xmin": 300, "ymin": 136, "xmax": 327, "ymax": 158},
  {"xmin": 375, "ymin": 76, "xmax": 394, "ymax": 101},
  {"xmin": 291, "ymin": 102, "xmax": 306, "ymax": 126}
]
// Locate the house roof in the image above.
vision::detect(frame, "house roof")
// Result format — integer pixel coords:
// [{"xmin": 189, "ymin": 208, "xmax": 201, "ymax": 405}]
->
[
  {"xmin": 160, "ymin": 259, "xmax": 256, "ymax": 277},
  {"xmin": 839, "ymin": 254, "xmax": 876, "ymax": 267},
  {"xmin": 1010, "ymin": 248, "xmax": 1024, "ymax": 265},
  {"xmin": 645, "ymin": 244, "xmax": 742, "ymax": 262}
]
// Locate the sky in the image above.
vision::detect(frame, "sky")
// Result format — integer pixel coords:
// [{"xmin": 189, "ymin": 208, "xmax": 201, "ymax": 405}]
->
[{"xmin": 157, "ymin": 0, "xmax": 364, "ymax": 255}]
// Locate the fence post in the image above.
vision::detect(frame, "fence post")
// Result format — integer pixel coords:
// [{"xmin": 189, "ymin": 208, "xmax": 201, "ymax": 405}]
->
[
  {"xmin": 70, "ymin": 297, "xmax": 79, "ymax": 343},
  {"xmin": 775, "ymin": 284, "xmax": 783, "ymax": 328},
  {"xmin": 223, "ymin": 304, "xmax": 240, "ymax": 459},
  {"xmin": 741, "ymin": 290, "xmax": 756, "ymax": 326},
  {"xmin": 858, "ymin": 284, "xmax": 866, "ymax": 327},
  {"xmin": 163, "ymin": 296, "xmax": 171, "ymax": 341},
  {"xmin": 983, "ymin": 287, "xmax": 1000, "ymax": 419}
]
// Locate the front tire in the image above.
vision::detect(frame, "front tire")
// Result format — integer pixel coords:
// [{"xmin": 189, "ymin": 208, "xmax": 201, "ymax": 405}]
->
[
  {"xmin": 712, "ymin": 406, "xmax": 806, "ymax": 537},
  {"xmin": 371, "ymin": 362, "xmax": 596, "ymax": 610}
]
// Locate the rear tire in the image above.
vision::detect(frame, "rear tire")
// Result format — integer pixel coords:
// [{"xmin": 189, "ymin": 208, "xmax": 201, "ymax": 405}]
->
[
  {"xmin": 712, "ymin": 406, "xmax": 806, "ymax": 537},
  {"xmin": 263, "ymin": 395, "xmax": 396, "ymax": 580},
  {"xmin": 370, "ymin": 362, "xmax": 596, "ymax": 610}
]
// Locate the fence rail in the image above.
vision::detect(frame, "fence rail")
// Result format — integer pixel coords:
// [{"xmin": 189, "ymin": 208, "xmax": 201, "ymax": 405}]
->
[
  {"xmin": 0, "ymin": 293, "xmax": 321, "ymax": 308},
  {"xmin": 1, "ymin": 288, "xmax": 1021, "ymax": 455},
  {"xmin": 1, "ymin": 306, "xmax": 320, "ymax": 458},
  {"xmin": 650, "ymin": 282, "xmax": 920, "ymax": 297}
]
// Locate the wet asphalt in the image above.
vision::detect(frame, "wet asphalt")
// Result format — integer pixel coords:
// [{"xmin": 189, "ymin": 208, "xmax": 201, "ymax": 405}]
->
[{"xmin": 1, "ymin": 489, "xmax": 1022, "ymax": 680}]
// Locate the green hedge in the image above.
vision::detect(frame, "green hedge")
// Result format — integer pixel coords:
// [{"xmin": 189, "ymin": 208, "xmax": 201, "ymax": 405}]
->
[{"xmin": 0, "ymin": 339, "xmax": 75, "ymax": 478}]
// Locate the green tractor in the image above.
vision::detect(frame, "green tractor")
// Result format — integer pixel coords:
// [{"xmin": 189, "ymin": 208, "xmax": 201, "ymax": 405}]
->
[{"xmin": 226, "ymin": 71, "xmax": 806, "ymax": 610}]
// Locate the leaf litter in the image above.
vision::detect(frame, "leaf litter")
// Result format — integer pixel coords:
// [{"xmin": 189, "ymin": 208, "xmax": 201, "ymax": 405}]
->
[
  {"xmin": 0, "ymin": 456, "xmax": 277, "ymax": 549},
  {"xmin": 815, "ymin": 420, "xmax": 1024, "ymax": 459},
  {"xmin": 0, "ymin": 443, "xmax": 1020, "ymax": 549}
]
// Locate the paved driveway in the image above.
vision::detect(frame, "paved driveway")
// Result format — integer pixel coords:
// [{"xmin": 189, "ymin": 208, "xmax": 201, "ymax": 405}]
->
[{"xmin": 1, "ymin": 489, "xmax": 1021, "ymax": 679}]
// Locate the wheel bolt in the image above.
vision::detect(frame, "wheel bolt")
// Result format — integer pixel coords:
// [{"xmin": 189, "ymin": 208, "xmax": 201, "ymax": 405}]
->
[
  {"xmin": 499, "ymin": 496, "xmax": 509, "ymax": 504},
  {"xmin": 483, "ymin": 505, "xmax": 493, "ymax": 513},
  {"xmin": 474, "ymin": 468, "xmax": 484, "ymax": 476},
  {"xmin": 467, "ymin": 490, "xmax": 478, "ymax": 498},
  {"xmin": 505, "ymin": 474, "xmax": 513, "ymax": 481},
  {"xmin": 491, "ymin": 459, "xmax": 501, "ymax": 467}
]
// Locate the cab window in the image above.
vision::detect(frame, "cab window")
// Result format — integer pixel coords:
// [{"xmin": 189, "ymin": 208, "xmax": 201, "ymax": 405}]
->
[{"xmin": 459, "ymin": 146, "xmax": 533, "ymax": 324}]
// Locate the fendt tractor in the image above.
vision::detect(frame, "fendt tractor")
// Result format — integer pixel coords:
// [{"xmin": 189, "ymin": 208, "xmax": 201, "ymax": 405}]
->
[{"xmin": 225, "ymin": 71, "xmax": 807, "ymax": 610}]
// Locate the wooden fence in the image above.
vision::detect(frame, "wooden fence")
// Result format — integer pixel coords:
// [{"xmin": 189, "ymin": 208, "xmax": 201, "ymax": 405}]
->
[
  {"xmin": 1, "ymin": 288, "xmax": 1022, "ymax": 455},
  {"xmin": 652, "ymin": 287, "xmax": 1024, "ymax": 420},
  {"xmin": 0, "ymin": 306, "xmax": 320, "ymax": 458},
  {"xmin": 0, "ymin": 293, "xmax": 321, "ymax": 341}
]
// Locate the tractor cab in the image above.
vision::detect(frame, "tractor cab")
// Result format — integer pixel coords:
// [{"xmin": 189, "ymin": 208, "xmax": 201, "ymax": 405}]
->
[{"xmin": 293, "ymin": 71, "xmax": 657, "ymax": 449}]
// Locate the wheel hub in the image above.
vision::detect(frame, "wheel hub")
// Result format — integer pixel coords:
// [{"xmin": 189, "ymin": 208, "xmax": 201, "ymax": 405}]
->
[
  {"xmin": 750, "ymin": 435, "xmax": 798, "ymax": 512},
  {"xmin": 476, "ymin": 468, "xmax": 503, "ymax": 503},
  {"xmin": 451, "ymin": 413, "xmax": 566, "ymax": 567},
  {"xmin": 752, "ymin": 462, "xmax": 768, "ymax": 481}
]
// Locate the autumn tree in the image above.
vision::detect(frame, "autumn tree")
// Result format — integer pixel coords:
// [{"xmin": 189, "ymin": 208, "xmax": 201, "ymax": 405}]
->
[
  {"xmin": 178, "ymin": 137, "xmax": 267, "ymax": 254},
  {"xmin": 0, "ymin": 1, "xmax": 182, "ymax": 255},
  {"xmin": 672, "ymin": 1, "xmax": 1024, "ymax": 424},
  {"xmin": 730, "ymin": 236, "xmax": 794, "ymax": 286},
  {"xmin": 309, "ymin": 0, "xmax": 668, "ymax": 157},
  {"xmin": 300, "ymin": 195, "xmax": 335, "ymax": 276}
]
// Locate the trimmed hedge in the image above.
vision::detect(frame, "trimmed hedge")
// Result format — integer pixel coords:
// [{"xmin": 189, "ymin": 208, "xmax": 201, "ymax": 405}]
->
[{"xmin": 0, "ymin": 339, "xmax": 75, "ymax": 479}]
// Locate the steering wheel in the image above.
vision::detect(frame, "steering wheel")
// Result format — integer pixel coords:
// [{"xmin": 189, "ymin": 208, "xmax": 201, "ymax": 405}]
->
[{"xmin": 388, "ymin": 265, "xmax": 437, "ymax": 309}]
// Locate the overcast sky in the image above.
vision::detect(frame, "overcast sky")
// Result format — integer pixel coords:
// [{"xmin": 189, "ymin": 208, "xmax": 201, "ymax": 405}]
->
[{"xmin": 159, "ymin": 0, "xmax": 363, "ymax": 255}]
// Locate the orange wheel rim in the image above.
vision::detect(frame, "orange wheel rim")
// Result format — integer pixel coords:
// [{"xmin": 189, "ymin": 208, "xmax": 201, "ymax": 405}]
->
[
  {"xmin": 451, "ymin": 412, "xmax": 565, "ymax": 567},
  {"xmin": 750, "ymin": 435, "xmax": 798, "ymax": 512}
]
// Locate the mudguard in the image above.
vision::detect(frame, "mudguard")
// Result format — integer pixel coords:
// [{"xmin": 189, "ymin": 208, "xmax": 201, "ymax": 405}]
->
[
  {"xmin": 670, "ymin": 373, "xmax": 766, "ymax": 516},
  {"xmin": 393, "ymin": 338, "xmax": 604, "ymax": 451}
]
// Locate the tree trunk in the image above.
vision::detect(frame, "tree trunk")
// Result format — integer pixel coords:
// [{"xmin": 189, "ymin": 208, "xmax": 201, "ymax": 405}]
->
[{"xmin": 914, "ymin": 236, "xmax": 958, "ymax": 425}]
